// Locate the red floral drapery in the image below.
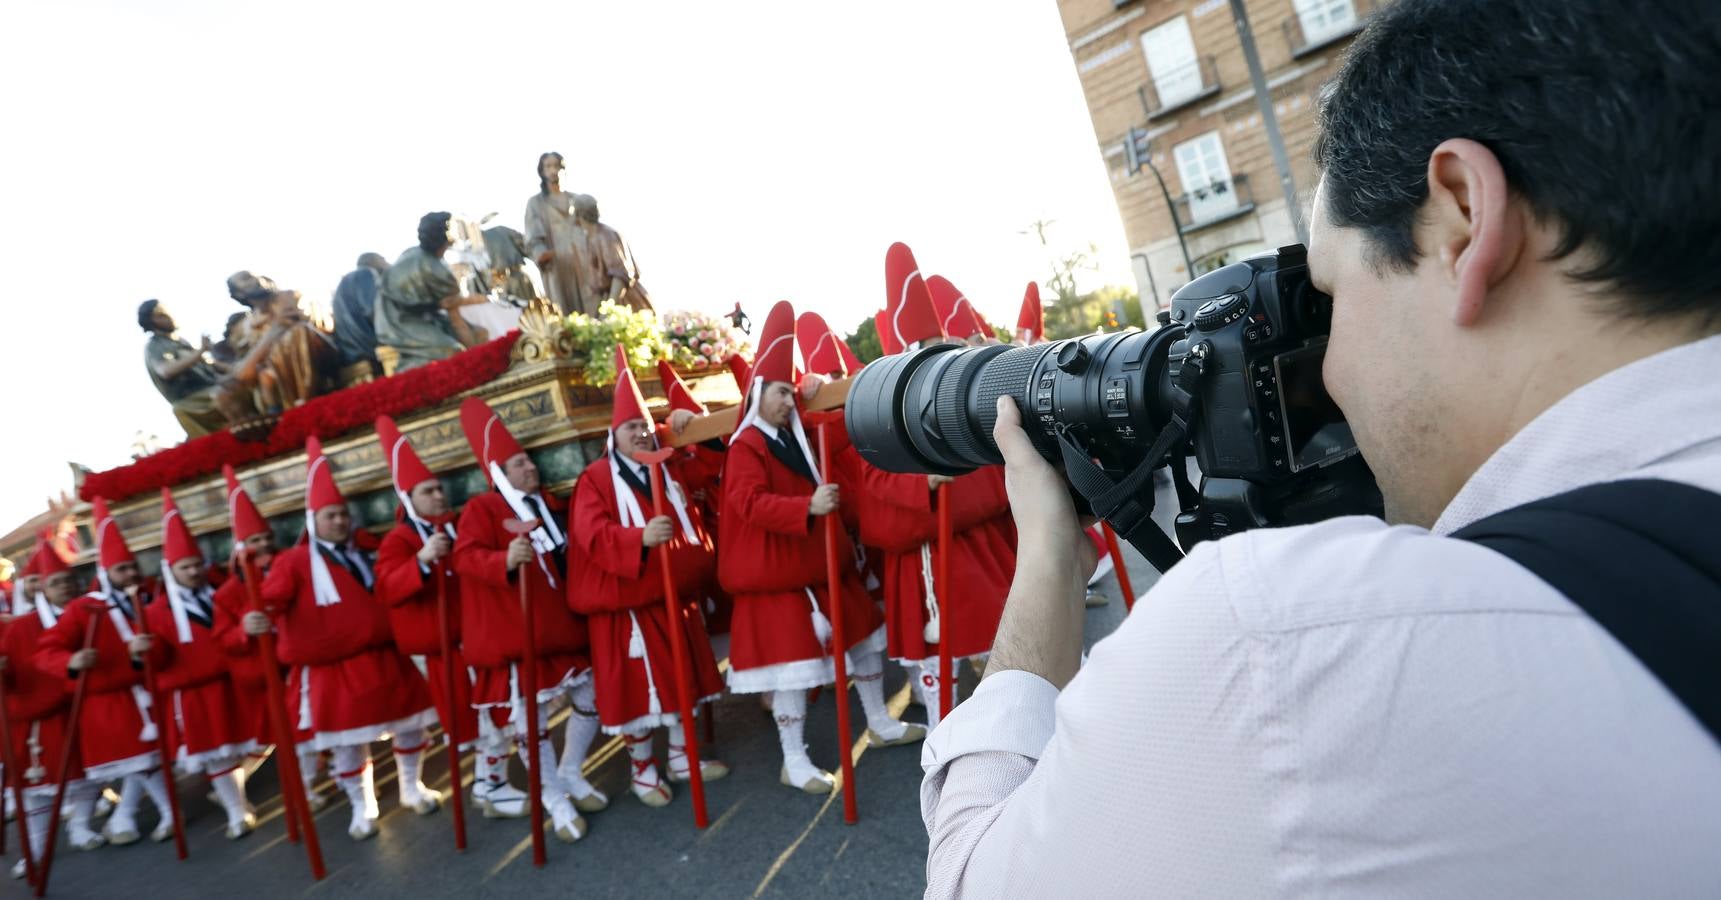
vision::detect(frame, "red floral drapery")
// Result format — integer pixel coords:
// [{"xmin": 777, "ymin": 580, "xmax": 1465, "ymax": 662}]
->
[{"xmin": 82, "ymin": 332, "xmax": 521, "ymax": 503}]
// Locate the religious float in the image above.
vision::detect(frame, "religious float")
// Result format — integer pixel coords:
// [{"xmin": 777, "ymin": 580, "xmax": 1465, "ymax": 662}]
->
[{"xmin": 0, "ymin": 299, "xmax": 750, "ymax": 575}]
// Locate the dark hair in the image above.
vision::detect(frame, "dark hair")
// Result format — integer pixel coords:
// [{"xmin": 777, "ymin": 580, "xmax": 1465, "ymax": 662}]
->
[
  {"xmin": 137, "ymin": 298, "xmax": 162, "ymax": 332},
  {"xmin": 1315, "ymin": 0, "xmax": 1721, "ymax": 327},
  {"xmin": 417, "ymin": 212, "xmax": 453, "ymax": 253},
  {"xmin": 537, "ymin": 152, "xmax": 563, "ymax": 196}
]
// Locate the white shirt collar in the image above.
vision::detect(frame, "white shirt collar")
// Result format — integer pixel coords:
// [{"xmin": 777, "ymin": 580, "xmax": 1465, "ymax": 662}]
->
[{"xmin": 1433, "ymin": 334, "xmax": 1721, "ymax": 534}]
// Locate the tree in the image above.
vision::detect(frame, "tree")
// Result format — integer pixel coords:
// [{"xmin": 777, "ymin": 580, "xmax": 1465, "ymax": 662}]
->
[
  {"xmin": 1043, "ymin": 284, "xmax": 1147, "ymax": 341},
  {"xmin": 846, "ymin": 316, "xmax": 884, "ymax": 364},
  {"xmin": 1021, "ymin": 218, "xmax": 1100, "ymax": 305}
]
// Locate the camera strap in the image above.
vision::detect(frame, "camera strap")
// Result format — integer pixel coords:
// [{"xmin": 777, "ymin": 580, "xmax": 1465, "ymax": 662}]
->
[
  {"xmin": 1054, "ymin": 410, "xmax": 1190, "ymax": 573},
  {"xmin": 1452, "ymin": 478, "xmax": 1721, "ymax": 743}
]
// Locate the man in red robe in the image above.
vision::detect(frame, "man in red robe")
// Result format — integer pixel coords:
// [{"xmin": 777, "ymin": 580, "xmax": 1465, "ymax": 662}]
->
[
  {"xmin": 210, "ymin": 465, "xmax": 301, "ymax": 803},
  {"xmin": 454, "ymin": 396, "xmax": 606, "ymax": 842},
  {"xmin": 150, "ymin": 488, "xmax": 257, "ymax": 839},
  {"xmin": 37, "ymin": 498, "xmax": 174, "ymax": 846},
  {"xmin": 249, "ymin": 437, "xmax": 439, "ymax": 841},
  {"xmin": 568, "ymin": 348, "xmax": 729, "ymax": 807},
  {"xmin": 865, "ymin": 260, "xmax": 1021, "ymax": 726},
  {"xmin": 372, "ymin": 414, "xmax": 529, "ymax": 820},
  {"xmin": 2, "ymin": 535, "xmax": 105, "ymax": 876},
  {"xmin": 720, "ymin": 300, "xmax": 923, "ymax": 794}
]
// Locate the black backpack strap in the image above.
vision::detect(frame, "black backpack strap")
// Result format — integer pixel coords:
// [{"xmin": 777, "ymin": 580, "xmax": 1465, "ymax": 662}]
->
[{"xmin": 1452, "ymin": 479, "xmax": 1721, "ymax": 743}]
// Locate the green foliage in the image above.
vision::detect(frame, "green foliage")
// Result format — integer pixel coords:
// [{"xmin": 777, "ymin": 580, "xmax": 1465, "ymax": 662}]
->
[
  {"xmin": 847, "ymin": 316, "xmax": 884, "ymax": 364},
  {"xmin": 564, "ymin": 301, "xmax": 671, "ymax": 385},
  {"xmin": 1043, "ymin": 285, "xmax": 1147, "ymax": 341}
]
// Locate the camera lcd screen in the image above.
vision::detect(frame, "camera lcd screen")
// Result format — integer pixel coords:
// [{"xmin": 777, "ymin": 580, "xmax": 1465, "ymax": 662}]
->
[{"xmin": 1272, "ymin": 341, "xmax": 1357, "ymax": 472}]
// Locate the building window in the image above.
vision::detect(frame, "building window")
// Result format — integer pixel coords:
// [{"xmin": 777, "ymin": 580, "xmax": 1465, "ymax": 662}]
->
[
  {"xmin": 1294, "ymin": 0, "xmax": 1356, "ymax": 46},
  {"xmin": 1140, "ymin": 16, "xmax": 1201, "ymax": 110},
  {"xmin": 1173, "ymin": 131, "xmax": 1238, "ymax": 223}
]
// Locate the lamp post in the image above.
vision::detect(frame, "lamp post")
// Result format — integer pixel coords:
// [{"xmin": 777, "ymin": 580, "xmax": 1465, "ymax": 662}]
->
[{"xmin": 1124, "ymin": 125, "xmax": 1196, "ymax": 285}]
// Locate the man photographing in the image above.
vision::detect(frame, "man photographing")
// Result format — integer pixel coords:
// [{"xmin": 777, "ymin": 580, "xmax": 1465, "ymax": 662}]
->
[{"xmin": 920, "ymin": 1, "xmax": 1721, "ymax": 896}]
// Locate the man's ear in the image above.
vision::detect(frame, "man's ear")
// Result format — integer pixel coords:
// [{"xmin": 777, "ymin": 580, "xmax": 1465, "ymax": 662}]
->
[{"xmin": 1424, "ymin": 138, "xmax": 1524, "ymax": 326}]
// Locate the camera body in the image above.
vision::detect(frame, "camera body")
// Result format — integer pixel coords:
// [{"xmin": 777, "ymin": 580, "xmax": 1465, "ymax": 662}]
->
[{"xmin": 844, "ymin": 244, "xmax": 1381, "ymax": 568}]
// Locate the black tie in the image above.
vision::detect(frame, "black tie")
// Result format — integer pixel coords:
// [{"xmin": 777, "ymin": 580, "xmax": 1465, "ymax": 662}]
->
[
  {"xmin": 323, "ymin": 544, "xmax": 370, "ymax": 589},
  {"xmin": 613, "ymin": 453, "xmax": 653, "ymax": 502},
  {"xmin": 773, "ymin": 429, "xmax": 818, "ymax": 484},
  {"xmin": 521, "ymin": 494, "xmax": 567, "ymax": 578},
  {"xmin": 184, "ymin": 589, "xmax": 213, "ymax": 628}
]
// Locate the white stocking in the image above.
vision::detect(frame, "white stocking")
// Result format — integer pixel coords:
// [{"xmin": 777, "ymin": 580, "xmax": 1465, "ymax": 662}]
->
[
  {"xmin": 771, "ymin": 689, "xmax": 811, "ymax": 767},
  {"xmin": 558, "ymin": 681, "xmax": 602, "ymax": 799},
  {"xmin": 850, "ymin": 650, "xmax": 898, "ymax": 735}
]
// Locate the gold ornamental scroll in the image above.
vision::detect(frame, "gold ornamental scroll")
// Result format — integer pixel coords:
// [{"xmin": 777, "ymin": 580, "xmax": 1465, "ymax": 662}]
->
[{"xmin": 668, "ymin": 378, "xmax": 852, "ymax": 447}]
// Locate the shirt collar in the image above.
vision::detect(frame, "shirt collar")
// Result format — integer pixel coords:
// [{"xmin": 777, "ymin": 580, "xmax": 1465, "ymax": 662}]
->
[
  {"xmin": 1433, "ymin": 334, "xmax": 1721, "ymax": 534},
  {"xmin": 752, "ymin": 419, "xmax": 783, "ymax": 442}
]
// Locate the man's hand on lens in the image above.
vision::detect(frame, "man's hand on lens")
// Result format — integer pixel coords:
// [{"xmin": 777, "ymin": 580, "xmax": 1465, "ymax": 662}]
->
[{"xmin": 987, "ymin": 395, "xmax": 1097, "ymax": 689}]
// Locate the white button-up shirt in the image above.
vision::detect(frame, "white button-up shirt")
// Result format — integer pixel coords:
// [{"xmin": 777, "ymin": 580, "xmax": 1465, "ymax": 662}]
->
[{"xmin": 921, "ymin": 335, "xmax": 1721, "ymax": 898}]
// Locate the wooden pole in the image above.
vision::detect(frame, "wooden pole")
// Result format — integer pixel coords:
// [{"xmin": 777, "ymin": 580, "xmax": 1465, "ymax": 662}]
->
[
  {"xmin": 0, "ymin": 670, "xmax": 37, "ymax": 887},
  {"xmin": 430, "ymin": 517, "xmax": 468, "ymax": 851},
  {"xmin": 506, "ymin": 520, "xmax": 547, "ymax": 868},
  {"xmin": 816, "ymin": 423, "xmax": 859, "ymax": 824},
  {"xmin": 635, "ymin": 448, "xmax": 709, "ymax": 828},
  {"xmin": 1100, "ymin": 524, "xmax": 1136, "ymax": 610},
  {"xmin": 237, "ymin": 551, "xmax": 325, "ymax": 880},
  {"xmin": 33, "ymin": 614, "xmax": 98, "ymax": 898},
  {"xmin": 935, "ymin": 486, "xmax": 953, "ymax": 717},
  {"xmin": 124, "ymin": 592, "xmax": 188, "ymax": 860}
]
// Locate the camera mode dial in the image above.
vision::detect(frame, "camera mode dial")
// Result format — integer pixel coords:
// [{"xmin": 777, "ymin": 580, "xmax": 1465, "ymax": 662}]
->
[{"xmin": 1193, "ymin": 294, "xmax": 1249, "ymax": 331}]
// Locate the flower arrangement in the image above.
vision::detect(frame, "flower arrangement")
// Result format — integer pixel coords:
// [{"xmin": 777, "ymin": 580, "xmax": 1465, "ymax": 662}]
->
[
  {"xmin": 661, "ymin": 308, "xmax": 751, "ymax": 372},
  {"xmin": 81, "ymin": 331, "xmax": 522, "ymax": 502},
  {"xmin": 563, "ymin": 301, "xmax": 673, "ymax": 385}
]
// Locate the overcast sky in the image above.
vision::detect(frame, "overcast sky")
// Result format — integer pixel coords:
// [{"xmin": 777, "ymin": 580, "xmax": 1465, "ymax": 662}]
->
[{"xmin": 0, "ymin": 0, "xmax": 1130, "ymax": 532}]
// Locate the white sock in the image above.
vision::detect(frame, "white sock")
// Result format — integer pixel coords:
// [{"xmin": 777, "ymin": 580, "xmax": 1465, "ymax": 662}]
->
[
  {"xmin": 519, "ymin": 735, "xmax": 566, "ymax": 796},
  {"xmin": 623, "ymin": 731, "xmax": 660, "ymax": 793},
  {"xmin": 66, "ymin": 779, "xmax": 100, "ymax": 842},
  {"xmin": 558, "ymin": 683, "xmax": 602, "ymax": 799},
  {"xmin": 850, "ymin": 651, "xmax": 902, "ymax": 736},
  {"xmin": 392, "ymin": 729, "xmax": 430, "ymax": 806},
  {"xmin": 915, "ymin": 659, "xmax": 944, "ymax": 729},
  {"xmin": 332, "ymin": 745, "xmax": 378, "ymax": 823},
  {"xmin": 112, "ymin": 773, "xmax": 144, "ymax": 829},
  {"xmin": 208, "ymin": 764, "xmax": 248, "ymax": 828},
  {"xmin": 136, "ymin": 768, "xmax": 173, "ymax": 821},
  {"xmin": 298, "ymin": 748, "xmax": 322, "ymax": 794},
  {"xmin": 771, "ymin": 689, "xmax": 811, "ymax": 768},
  {"xmin": 22, "ymin": 786, "xmax": 54, "ymax": 861},
  {"xmin": 665, "ymin": 717, "xmax": 691, "ymax": 777}
]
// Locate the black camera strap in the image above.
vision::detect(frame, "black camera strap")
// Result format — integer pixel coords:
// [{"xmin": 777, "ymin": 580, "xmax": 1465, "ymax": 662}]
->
[
  {"xmin": 1054, "ymin": 408, "xmax": 1192, "ymax": 573},
  {"xmin": 1452, "ymin": 478, "xmax": 1721, "ymax": 743}
]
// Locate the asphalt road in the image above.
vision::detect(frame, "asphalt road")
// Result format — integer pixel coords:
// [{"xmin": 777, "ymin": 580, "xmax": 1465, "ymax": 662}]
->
[{"xmin": 31, "ymin": 485, "xmax": 1175, "ymax": 899}]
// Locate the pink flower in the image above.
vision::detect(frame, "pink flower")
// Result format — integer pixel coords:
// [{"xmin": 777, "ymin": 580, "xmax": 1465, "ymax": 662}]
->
[
  {"xmin": 673, "ymin": 324, "xmax": 686, "ymax": 335},
  {"xmin": 699, "ymin": 342, "xmax": 714, "ymax": 355}
]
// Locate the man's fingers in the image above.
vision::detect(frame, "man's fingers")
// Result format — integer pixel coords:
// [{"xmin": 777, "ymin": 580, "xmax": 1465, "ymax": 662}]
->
[{"xmin": 993, "ymin": 396, "xmax": 1038, "ymax": 464}]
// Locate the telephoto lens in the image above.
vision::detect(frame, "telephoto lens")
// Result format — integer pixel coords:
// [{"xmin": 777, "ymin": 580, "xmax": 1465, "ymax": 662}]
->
[{"xmin": 844, "ymin": 327, "xmax": 1186, "ymax": 477}]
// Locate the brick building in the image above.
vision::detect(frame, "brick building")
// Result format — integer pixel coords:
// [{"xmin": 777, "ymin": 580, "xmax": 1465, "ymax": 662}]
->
[{"xmin": 1056, "ymin": 0, "xmax": 1382, "ymax": 310}]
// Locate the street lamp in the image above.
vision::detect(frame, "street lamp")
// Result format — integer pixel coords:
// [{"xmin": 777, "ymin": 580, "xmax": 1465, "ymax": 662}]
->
[{"xmin": 1123, "ymin": 124, "xmax": 1197, "ymax": 288}]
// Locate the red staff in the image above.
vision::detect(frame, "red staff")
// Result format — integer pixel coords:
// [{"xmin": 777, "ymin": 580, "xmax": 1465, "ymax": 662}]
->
[
  {"xmin": 0, "ymin": 661, "xmax": 36, "ymax": 886},
  {"xmin": 33, "ymin": 613, "xmax": 97, "ymax": 898},
  {"xmin": 815, "ymin": 422, "xmax": 859, "ymax": 824},
  {"xmin": 236, "ymin": 549, "xmax": 325, "ymax": 880},
  {"xmin": 503, "ymin": 517, "xmax": 547, "ymax": 868},
  {"xmin": 429, "ymin": 512, "xmax": 468, "ymax": 850},
  {"xmin": 123, "ymin": 589, "xmax": 187, "ymax": 859},
  {"xmin": 1099, "ymin": 523, "xmax": 1137, "ymax": 611},
  {"xmin": 635, "ymin": 447, "xmax": 710, "ymax": 828},
  {"xmin": 935, "ymin": 485, "xmax": 953, "ymax": 717}
]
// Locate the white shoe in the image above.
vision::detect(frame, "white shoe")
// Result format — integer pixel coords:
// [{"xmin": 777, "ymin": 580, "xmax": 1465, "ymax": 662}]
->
[
  {"xmin": 348, "ymin": 818, "xmax": 378, "ymax": 842},
  {"xmin": 865, "ymin": 721, "xmax": 927, "ymax": 748},
  {"xmin": 302, "ymin": 788, "xmax": 329, "ymax": 812},
  {"xmin": 70, "ymin": 828, "xmax": 107, "ymax": 851},
  {"xmin": 151, "ymin": 820, "xmax": 174, "ymax": 843},
  {"xmin": 629, "ymin": 760, "xmax": 672, "ymax": 808},
  {"xmin": 104, "ymin": 816, "xmax": 141, "ymax": 846},
  {"xmin": 225, "ymin": 812, "xmax": 257, "ymax": 841},
  {"xmin": 9, "ymin": 858, "xmax": 24, "ymax": 880},
  {"xmin": 471, "ymin": 782, "xmax": 529, "ymax": 819},
  {"xmin": 667, "ymin": 751, "xmax": 730, "ymax": 783},
  {"xmin": 547, "ymin": 796, "xmax": 586, "ymax": 843},
  {"xmin": 779, "ymin": 760, "xmax": 835, "ymax": 795},
  {"xmin": 568, "ymin": 784, "xmax": 609, "ymax": 813},
  {"xmin": 399, "ymin": 783, "xmax": 443, "ymax": 816}
]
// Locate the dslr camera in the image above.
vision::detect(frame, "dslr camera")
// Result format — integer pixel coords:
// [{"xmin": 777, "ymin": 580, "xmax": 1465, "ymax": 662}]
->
[{"xmin": 845, "ymin": 245, "xmax": 1381, "ymax": 572}]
